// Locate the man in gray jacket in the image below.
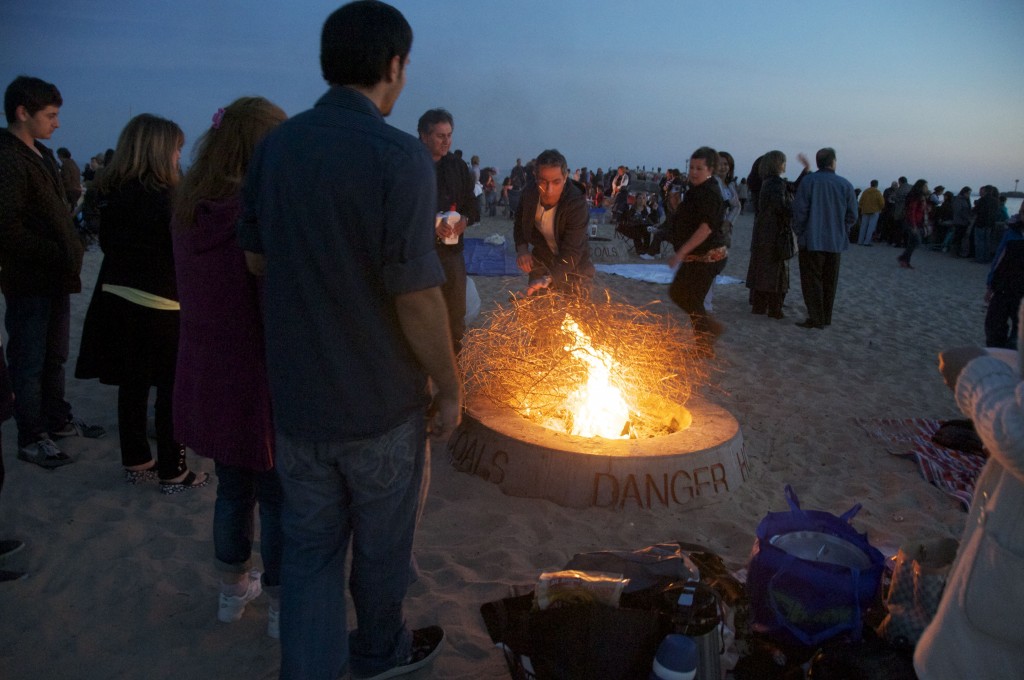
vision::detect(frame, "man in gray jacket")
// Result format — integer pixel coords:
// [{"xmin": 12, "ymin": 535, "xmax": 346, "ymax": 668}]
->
[{"xmin": 791, "ymin": 147, "xmax": 858, "ymax": 330}]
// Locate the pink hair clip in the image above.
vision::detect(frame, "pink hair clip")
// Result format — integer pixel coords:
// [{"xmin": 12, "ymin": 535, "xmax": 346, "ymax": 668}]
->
[{"xmin": 211, "ymin": 108, "xmax": 226, "ymax": 130}]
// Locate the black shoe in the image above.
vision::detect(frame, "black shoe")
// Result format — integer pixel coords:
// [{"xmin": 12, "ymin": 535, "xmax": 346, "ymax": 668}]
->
[
  {"xmin": 768, "ymin": 310, "xmax": 785, "ymax": 319},
  {"xmin": 0, "ymin": 569, "xmax": 27, "ymax": 583},
  {"xmin": 0, "ymin": 540, "xmax": 24, "ymax": 560},
  {"xmin": 795, "ymin": 320, "xmax": 824, "ymax": 329},
  {"xmin": 353, "ymin": 626, "xmax": 445, "ymax": 679},
  {"xmin": 50, "ymin": 417, "xmax": 105, "ymax": 439}
]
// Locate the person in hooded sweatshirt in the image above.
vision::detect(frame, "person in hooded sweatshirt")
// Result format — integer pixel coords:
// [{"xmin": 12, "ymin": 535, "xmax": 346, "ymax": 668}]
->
[{"xmin": 914, "ymin": 298, "xmax": 1024, "ymax": 679}]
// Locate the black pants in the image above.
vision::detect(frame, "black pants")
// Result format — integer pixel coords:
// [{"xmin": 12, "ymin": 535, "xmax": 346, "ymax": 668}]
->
[
  {"xmin": 985, "ymin": 291, "xmax": 1023, "ymax": 349},
  {"xmin": 437, "ymin": 245, "xmax": 466, "ymax": 354},
  {"xmin": 750, "ymin": 290, "xmax": 785, "ymax": 315},
  {"xmin": 647, "ymin": 224, "xmax": 671, "ymax": 256},
  {"xmin": 669, "ymin": 258, "xmax": 726, "ymax": 337},
  {"xmin": 798, "ymin": 250, "xmax": 841, "ymax": 326},
  {"xmin": 118, "ymin": 379, "xmax": 184, "ymax": 479}
]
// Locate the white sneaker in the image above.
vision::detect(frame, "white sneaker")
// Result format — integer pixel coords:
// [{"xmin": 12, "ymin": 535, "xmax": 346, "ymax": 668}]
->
[
  {"xmin": 639, "ymin": 253, "xmax": 655, "ymax": 260},
  {"xmin": 268, "ymin": 603, "xmax": 280, "ymax": 639},
  {"xmin": 218, "ymin": 570, "xmax": 262, "ymax": 623}
]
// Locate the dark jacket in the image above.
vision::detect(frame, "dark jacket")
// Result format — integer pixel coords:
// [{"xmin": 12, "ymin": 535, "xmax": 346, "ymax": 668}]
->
[
  {"xmin": 97, "ymin": 180, "xmax": 178, "ymax": 300},
  {"xmin": 669, "ymin": 177, "xmax": 725, "ymax": 254},
  {"xmin": 513, "ymin": 179, "xmax": 594, "ymax": 290},
  {"xmin": 746, "ymin": 175, "xmax": 792, "ymax": 294},
  {"xmin": 434, "ymin": 152, "xmax": 479, "ymax": 253},
  {"xmin": 973, "ymin": 193, "xmax": 1001, "ymax": 230},
  {"xmin": 0, "ymin": 130, "xmax": 83, "ymax": 295}
]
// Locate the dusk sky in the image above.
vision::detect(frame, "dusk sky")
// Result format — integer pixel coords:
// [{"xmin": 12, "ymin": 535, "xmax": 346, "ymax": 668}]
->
[{"xmin": 3, "ymin": 0, "xmax": 1022, "ymax": 193}]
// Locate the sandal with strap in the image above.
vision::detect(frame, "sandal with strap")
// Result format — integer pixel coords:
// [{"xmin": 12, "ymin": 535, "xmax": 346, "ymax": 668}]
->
[{"xmin": 159, "ymin": 470, "xmax": 210, "ymax": 496}]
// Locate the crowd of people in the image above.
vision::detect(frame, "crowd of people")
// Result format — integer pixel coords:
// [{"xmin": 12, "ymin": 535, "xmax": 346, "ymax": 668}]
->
[
  {"xmin": 1, "ymin": 3, "xmax": 459, "ymax": 678},
  {"xmin": 1, "ymin": 1, "xmax": 1021, "ymax": 679}
]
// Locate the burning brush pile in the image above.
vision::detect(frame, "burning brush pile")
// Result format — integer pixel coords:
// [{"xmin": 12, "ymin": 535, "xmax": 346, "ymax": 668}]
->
[{"xmin": 459, "ymin": 292, "xmax": 712, "ymax": 440}]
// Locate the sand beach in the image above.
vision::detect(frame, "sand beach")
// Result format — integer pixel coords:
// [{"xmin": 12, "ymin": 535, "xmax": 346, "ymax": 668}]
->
[{"xmin": 0, "ymin": 210, "xmax": 988, "ymax": 679}]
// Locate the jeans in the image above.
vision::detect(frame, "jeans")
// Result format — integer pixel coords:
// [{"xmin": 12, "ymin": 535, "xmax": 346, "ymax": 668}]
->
[
  {"xmin": 214, "ymin": 461, "xmax": 284, "ymax": 586},
  {"xmin": 508, "ymin": 189, "xmax": 521, "ymax": 219},
  {"xmin": 276, "ymin": 413, "xmax": 427, "ymax": 680},
  {"xmin": 4, "ymin": 294, "xmax": 72, "ymax": 445},
  {"xmin": 857, "ymin": 213, "xmax": 880, "ymax": 245},
  {"xmin": 974, "ymin": 227, "xmax": 992, "ymax": 263}
]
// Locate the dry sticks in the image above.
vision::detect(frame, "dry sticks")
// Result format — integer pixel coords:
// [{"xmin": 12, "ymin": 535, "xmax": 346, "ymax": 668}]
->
[{"xmin": 459, "ymin": 291, "xmax": 712, "ymax": 439}]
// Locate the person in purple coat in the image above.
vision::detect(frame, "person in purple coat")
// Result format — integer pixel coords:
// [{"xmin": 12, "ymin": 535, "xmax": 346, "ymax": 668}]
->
[{"xmin": 171, "ymin": 97, "xmax": 286, "ymax": 637}]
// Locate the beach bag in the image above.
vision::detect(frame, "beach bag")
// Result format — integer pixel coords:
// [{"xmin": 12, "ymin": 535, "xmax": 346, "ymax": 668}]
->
[
  {"xmin": 746, "ymin": 485, "xmax": 886, "ymax": 648},
  {"xmin": 480, "ymin": 590, "xmax": 670, "ymax": 680},
  {"xmin": 481, "ymin": 542, "xmax": 743, "ymax": 680},
  {"xmin": 567, "ymin": 543, "xmax": 731, "ymax": 679},
  {"xmin": 876, "ymin": 538, "xmax": 958, "ymax": 647}
]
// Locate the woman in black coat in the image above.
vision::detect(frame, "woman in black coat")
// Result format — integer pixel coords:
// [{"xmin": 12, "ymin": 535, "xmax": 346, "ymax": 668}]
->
[
  {"xmin": 746, "ymin": 150, "xmax": 795, "ymax": 318},
  {"xmin": 76, "ymin": 114, "xmax": 207, "ymax": 494}
]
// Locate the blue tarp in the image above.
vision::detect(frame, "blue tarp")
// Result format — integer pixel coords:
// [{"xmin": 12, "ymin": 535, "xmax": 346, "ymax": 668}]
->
[
  {"xmin": 595, "ymin": 263, "xmax": 743, "ymax": 286},
  {"xmin": 463, "ymin": 237, "xmax": 520, "ymax": 276}
]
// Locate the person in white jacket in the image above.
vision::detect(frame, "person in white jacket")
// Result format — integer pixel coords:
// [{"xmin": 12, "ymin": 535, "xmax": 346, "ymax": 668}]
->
[{"xmin": 914, "ymin": 300, "xmax": 1024, "ymax": 679}]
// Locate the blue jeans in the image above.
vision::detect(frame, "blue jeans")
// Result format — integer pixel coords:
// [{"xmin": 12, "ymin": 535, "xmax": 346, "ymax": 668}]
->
[
  {"xmin": 974, "ymin": 227, "xmax": 992, "ymax": 263},
  {"xmin": 276, "ymin": 414, "xmax": 427, "ymax": 680},
  {"xmin": 857, "ymin": 213, "xmax": 880, "ymax": 245},
  {"xmin": 4, "ymin": 294, "xmax": 71, "ymax": 445},
  {"xmin": 214, "ymin": 461, "xmax": 284, "ymax": 586}
]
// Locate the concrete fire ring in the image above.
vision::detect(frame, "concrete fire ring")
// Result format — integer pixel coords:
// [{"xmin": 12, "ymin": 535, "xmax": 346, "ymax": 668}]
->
[{"xmin": 446, "ymin": 395, "xmax": 746, "ymax": 511}]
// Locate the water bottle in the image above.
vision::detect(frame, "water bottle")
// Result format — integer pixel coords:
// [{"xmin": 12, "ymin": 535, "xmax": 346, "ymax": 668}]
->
[
  {"xmin": 667, "ymin": 580, "xmax": 722, "ymax": 680},
  {"xmin": 650, "ymin": 634, "xmax": 698, "ymax": 680}
]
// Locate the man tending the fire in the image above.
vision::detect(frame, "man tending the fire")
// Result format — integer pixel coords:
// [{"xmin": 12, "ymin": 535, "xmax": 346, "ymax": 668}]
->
[{"xmin": 513, "ymin": 149, "xmax": 594, "ymax": 297}]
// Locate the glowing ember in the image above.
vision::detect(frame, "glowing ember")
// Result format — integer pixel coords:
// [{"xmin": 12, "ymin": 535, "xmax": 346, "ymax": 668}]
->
[{"xmin": 553, "ymin": 314, "xmax": 630, "ymax": 439}]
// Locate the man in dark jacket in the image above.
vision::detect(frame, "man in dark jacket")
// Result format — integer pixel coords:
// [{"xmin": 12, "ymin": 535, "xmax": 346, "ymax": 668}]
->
[
  {"xmin": 239, "ymin": 4, "xmax": 456, "ymax": 676},
  {"xmin": 513, "ymin": 148, "xmax": 594, "ymax": 296},
  {"xmin": 0, "ymin": 76, "xmax": 102, "ymax": 469},
  {"xmin": 417, "ymin": 108, "xmax": 479, "ymax": 354}
]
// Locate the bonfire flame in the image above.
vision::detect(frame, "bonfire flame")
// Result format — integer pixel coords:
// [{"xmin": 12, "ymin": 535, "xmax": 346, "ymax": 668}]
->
[
  {"xmin": 459, "ymin": 292, "xmax": 706, "ymax": 441},
  {"xmin": 556, "ymin": 314, "xmax": 630, "ymax": 439}
]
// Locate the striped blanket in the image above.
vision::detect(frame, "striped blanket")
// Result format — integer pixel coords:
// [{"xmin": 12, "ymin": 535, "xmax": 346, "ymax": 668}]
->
[{"xmin": 855, "ymin": 418, "xmax": 987, "ymax": 511}]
